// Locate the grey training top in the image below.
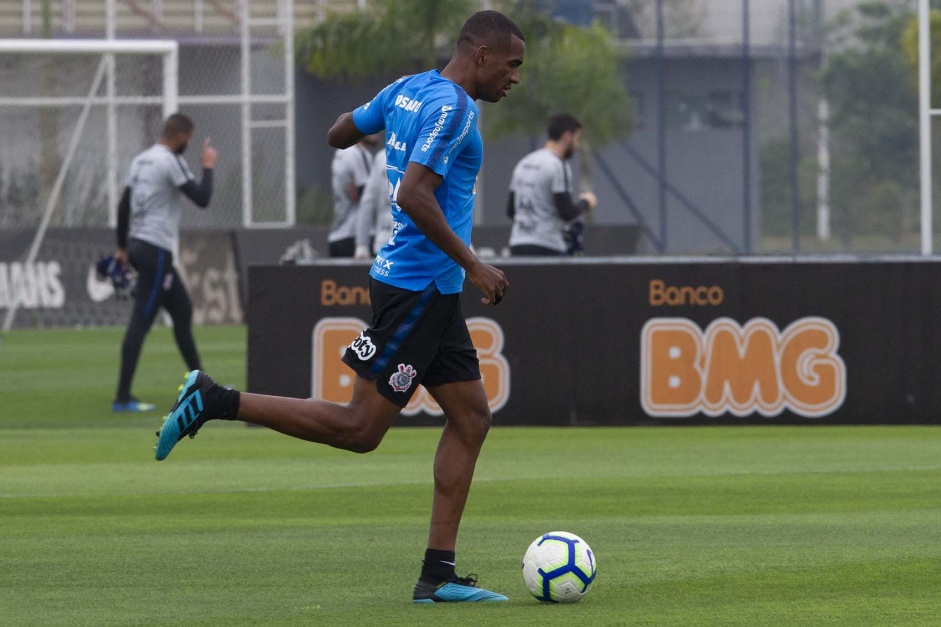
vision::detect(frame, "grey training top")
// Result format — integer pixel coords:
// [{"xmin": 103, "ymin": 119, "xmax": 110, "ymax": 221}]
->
[
  {"xmin": 355, "ymin": 149, "xmax": 395, "ymax": 255},
  {"xmin": 125, "ymin": 143, "xmax": 195, "ymax": 253},
  {"xmin": 508, "ymin": 148, "xmax": 574, "ymax": 253},
  {"xmin": 329, "ymin": 144, "xmax": 372, "ymax": 243}
]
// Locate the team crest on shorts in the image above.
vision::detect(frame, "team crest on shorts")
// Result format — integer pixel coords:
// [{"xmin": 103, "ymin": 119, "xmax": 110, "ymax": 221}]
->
[
  {"xmin": 389, "ymin": 363, "xmax": 417, "ymax": 392},
  {"xmin": 349, "ymin": 331, "xmax": 377, "ymax": 361}
]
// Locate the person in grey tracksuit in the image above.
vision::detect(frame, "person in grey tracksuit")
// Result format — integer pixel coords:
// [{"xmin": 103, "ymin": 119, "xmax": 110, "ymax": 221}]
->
[
  {"xmin": 112, "ymin": 113, "xmax": 218, "ymax": 412},
  {"xmin": 507, "ymin": 113, "xmax": 597, "ymax": 256}
]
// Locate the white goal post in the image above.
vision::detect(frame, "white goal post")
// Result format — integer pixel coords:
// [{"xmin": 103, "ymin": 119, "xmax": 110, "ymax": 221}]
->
[
  {"xmin": 0, "ymin": 38, "xmax": 179, "ymax": 225},
  {"xmin": 919, "ymin": 0, "xmax": 934, "ymax": 256},
  {"xmin": 0, "ymin": 39, "xmax": 178, "ymax": 114},
  {"xmin": 0, "ymin": 39, "xmax": 179, "ymax": 333}
]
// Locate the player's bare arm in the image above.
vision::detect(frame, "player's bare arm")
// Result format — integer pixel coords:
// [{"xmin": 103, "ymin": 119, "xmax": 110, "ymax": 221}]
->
[
  {"xmin": 398, "ymin": 161, "xmax": 508, "ymax": 306},
  {"xmin": 327, "ymin": 112, "xmax": 369, "ymax": 149}
]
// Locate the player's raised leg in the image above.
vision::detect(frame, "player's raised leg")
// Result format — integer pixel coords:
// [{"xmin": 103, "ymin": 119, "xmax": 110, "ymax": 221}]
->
[
  {"xmin": 154, "ymin": 371, "xmax": 401, "ymax": 460},
  {"xmin": 412, "ymin": 379, "xmax": 507, "ymax": 603},
  {"xmin": 236, "ymin": 375, "xmax": 401, "ymax": 451}
]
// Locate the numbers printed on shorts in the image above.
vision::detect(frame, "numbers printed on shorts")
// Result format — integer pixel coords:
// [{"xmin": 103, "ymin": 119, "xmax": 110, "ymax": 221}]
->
[
  {"xmin": 313, "ymin": 317, "xmax": 511, "ymax": 414},
  {"xmin": 350, "ymin": 331, "xmax": 377, "ymax": 361}
]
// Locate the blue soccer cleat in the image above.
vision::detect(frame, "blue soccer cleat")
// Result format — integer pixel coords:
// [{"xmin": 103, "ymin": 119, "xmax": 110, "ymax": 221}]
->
[
  {"xmin": 113, "ymin": 398, "xmax": 156, "ymax": 412},
  {"xmin": 412, "ymin": 574, "xmax": 508, "ymax": 603},
  {"xmin": 154, "ymin": 370, "xmax": 218, "ymax": 461}
]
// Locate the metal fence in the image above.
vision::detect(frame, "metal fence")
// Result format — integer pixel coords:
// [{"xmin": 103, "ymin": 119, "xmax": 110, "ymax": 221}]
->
[
  {"xmin": 0, "ymin": 0, "xmax": 936, "ymax": 255},
  {"xmin": 587, "ymin": 0, "xmax": 931, "ymax": 255},
  {"xmin": 0, "ymin": 0, "xmax": 295, "ymax": 231}
]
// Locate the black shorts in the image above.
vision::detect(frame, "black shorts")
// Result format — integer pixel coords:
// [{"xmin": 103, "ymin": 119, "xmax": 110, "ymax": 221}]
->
[{"xmin": 341, "ymin": 278, "xmax": 480, "ymax": 407}]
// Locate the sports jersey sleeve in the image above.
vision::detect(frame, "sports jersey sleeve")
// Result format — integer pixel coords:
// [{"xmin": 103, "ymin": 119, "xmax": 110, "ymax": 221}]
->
[
  {"xmin": 410, "ymin": 90, "xmax": 475, "ymax": 178},
  {"xmin": 351, "ymin": 85, "xmax": 390, "ymax": 135},
  {"xmin": 549, "ymin": 159, "xmax": 568, "ymax": 194},
  {"xmin": 166, "ymin": 153, "xmax": 193, "ymax": 188}
]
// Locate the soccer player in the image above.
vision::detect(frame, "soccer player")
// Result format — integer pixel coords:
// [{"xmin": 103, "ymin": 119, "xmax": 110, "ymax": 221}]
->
[
  {"xmin": 112, "ymin": 113, "xmax": 217, "ymax": 412},
  {"xmin": 507, "ymin": 113, "xmax": 597, "ymax": 256},
  {"xmin": 154, "ymin": 10, "xmax": 524, "ymax": 603}
]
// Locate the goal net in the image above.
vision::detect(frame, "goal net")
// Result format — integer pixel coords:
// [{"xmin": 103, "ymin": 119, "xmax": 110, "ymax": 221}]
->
[
  {"xmin": 0, "ymin": 40, "xmax": 178, "ymax": 229},
  {"xmin": 0, "ymin": 40, "xmax": 178, "ymax": 331}
]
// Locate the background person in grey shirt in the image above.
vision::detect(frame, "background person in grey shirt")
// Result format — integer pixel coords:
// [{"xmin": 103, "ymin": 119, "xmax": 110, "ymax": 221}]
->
[
  {"xmin": 111, "ymin": 113, "xmax": 218, "ymax": 412},
  {"xmin": 328, "ymin": 136, "xmax": 377, "ymax": 257},
  {"xmin": 354, "ymin": 147, "xmax": 395, "ymax": 260},
  {"xmin": 507, "ymin": 113, "xmax": 597, "ymax": 256}
]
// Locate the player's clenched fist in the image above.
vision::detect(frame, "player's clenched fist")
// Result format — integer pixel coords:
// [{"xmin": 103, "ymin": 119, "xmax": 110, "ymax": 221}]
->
[
  {"xmin": 201, "ymin": 138, "xmax": 218, "ymax": 169},
  {"xmin": 578, "ymin": 191, "xmax": 598, "ymax": 210},
  {"xmin": 467, "ymin": 261, "xmax": 509, "ymax": 306}
]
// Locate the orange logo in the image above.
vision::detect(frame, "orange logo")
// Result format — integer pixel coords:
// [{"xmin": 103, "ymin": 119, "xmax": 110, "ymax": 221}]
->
[
  {"xmin": 648, "ymin": 279, "xmax": 723, "ymax": 306},
  {"xmin": 641, "ymin": 317, "xmax": 846, "ymax": 418},
  {"xmin": 311, "ymin": 317, "xmax": 510, "ymax": 415},
  {"xmin": 320, "ymin": 280, "xmax": 370, "ymax": 306}
]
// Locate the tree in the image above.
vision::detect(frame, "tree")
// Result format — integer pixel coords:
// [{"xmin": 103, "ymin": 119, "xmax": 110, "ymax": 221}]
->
[
  {"xmin": 621, "ymin": 0, "xmax": 703, "ymax": 39},
  {"xmin": 900, "ymin": 8, "xmax": 941, "ymax": 110},
  {"xmin": 295, "ymin": 0, "xmax": 631, "ymax": 147},
  {"xmin": 481, "ymin": 3, "xmax": 632, "ymax": 145},
  {"xmin": 820, "ymin": 1, "xmax": 917, "ymax": 241},
  {"xmin": 296, "ymin": 0, "xmax": 475, "ymax": 81},
  {"xmin": 901, "ymin": 6, "xmax": 941, "ymax": 232}
]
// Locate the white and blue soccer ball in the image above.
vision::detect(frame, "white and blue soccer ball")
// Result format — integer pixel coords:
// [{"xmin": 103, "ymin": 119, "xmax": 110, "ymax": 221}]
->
[{"xmin": 522, "ymin": 531, "xmax": 597, "ymax": 603}]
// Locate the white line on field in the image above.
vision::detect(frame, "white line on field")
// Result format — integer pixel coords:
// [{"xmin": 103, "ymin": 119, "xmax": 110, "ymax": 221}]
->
[{"xmin": 1, "ymin": 464, "xmax": 941, "ymax": 499}]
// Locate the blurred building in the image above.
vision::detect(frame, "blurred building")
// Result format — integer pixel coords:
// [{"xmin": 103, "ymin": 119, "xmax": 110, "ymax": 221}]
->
[{"xmin": 0, "ymin": 1, "xmax": 875, "ymax": 254}]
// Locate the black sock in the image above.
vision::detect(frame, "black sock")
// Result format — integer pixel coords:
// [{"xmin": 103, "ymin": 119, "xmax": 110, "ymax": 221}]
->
[
  {"xmin": 419, "ymin": 548, "xmax": 456, "ymax": 584},
  {"xmin": 205, "ymin": 384, "xmax": 240, "ymax": 420},
  {"xmin": 220, "ymin": 388, "xmax": 240, "ymax": 420}
]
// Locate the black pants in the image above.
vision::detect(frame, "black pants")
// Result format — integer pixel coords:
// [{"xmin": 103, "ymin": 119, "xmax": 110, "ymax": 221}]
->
[
  {"xmin": 115, "ymin": 238, "xmax": 201, "ymax": 402},
  {"xmin": 510, "ymin": 244, "xmax": 565, "ymax": 257},
  {"xmin": 329, "ymin": 237, "xmax": 356, "ymax": 258}
]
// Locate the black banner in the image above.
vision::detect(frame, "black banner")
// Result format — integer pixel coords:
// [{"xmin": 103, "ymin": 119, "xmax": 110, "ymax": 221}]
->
[
  {"xmin": 0, "ymin": 228, "xmax": 242, "ymax": 328},
  {"xmin": 177, "ymin": 230, "xmax": 242, "ymax": 325},
  {"xmin": 247, "ymin": 259, "xmax": 941, "ymax": 425},
  {"xmin": 233, "ymin": 226, "xmax": 332, "ymax": 305}
]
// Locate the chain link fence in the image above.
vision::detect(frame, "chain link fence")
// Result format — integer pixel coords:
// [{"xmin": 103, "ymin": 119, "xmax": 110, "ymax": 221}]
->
[
  {"xmin": 0, "ymin": 0, "xmax": 937, "ymax": 254},
  {"xmin": 0, "ymin": 0, "xmax": 295, "ymax": 232},
  {"xmin": 0, "ymin": 50, "xmax": 165, "ymax": 230},
  {"xmin": 593, "ymin": 0, "xmax": 931, "ymax": 255}
]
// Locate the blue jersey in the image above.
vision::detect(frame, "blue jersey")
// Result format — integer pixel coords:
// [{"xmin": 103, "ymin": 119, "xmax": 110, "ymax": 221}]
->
[{"xmin": 351, "ymin": 70, "xmax": 482, "ymax": 294}]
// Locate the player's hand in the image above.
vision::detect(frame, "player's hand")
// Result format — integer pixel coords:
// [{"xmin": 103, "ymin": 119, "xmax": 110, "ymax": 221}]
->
[
  {"xmin": 113, "ymin": 248, "xmax": 129, "ymax": 270},
  {"xmin": 467, "ymin": 261, "xmax": 509, "ymax": 306},
  {"xmin": 201, "ymin": 138, "xmax": 218, "ymax": 169},
  {"xmin": 354, "ymin": 245, "xmax": 372, "ymax": 260},
  {"xmin": 579, "ymin": 191, "xmax": 598, "ymax": 210}
]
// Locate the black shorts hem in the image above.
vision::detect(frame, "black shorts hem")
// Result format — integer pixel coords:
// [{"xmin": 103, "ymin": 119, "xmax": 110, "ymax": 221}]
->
[{"xmin": 421, "ymin": 372, "xmax": 481, "ymax": 389}]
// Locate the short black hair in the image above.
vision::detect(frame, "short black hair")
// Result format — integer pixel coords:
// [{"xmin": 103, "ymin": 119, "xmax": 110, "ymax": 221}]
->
[
  {"xmin": 162, "ymin": 113, "xmax": 194, "ymax": 139},
  {"xmin": 547, "ymin": 113, "xmax": 582, "ymax": 141},
  {"xmin": 457, "ymin": 10, "xmax": 525, "ymax": 51}
]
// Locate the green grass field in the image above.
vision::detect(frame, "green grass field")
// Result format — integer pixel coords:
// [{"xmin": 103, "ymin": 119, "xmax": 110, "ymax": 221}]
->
[{"xmin": 2, "ymin": 326, "xmax": 940, "ymax": 626}]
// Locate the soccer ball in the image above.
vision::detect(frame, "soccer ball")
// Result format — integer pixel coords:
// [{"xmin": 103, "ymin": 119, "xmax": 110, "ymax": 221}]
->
[{"xmin": 522, "ymin": 531, "xmax": 597, "ymax": 603}]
